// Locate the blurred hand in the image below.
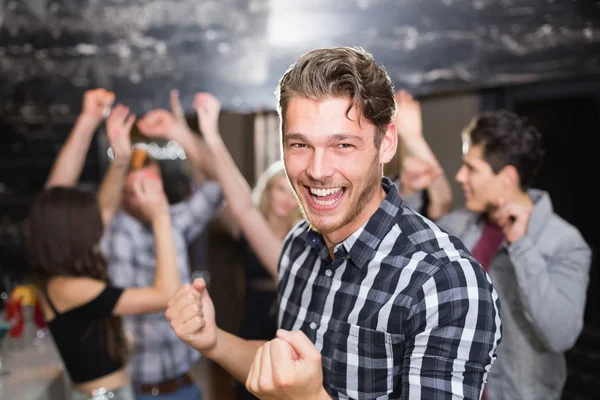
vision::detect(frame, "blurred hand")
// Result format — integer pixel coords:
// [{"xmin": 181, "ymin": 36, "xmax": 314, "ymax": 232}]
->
[
  {"xmin": 82, "ymin": 88, "xmax": 115, "ymax": 121},
  {"xmin": 106, "ymin": 104, "xmax": 135, "ymax": 161},
  {"xmin": 137, "ymin": 109, "xmax": 185, "ymax": 141},
  {"xmin": 136, "ymin": 89, "xmax": 191, "ymax": 141},
  {"xmin": 165, "ymin": 278, "xmax": 218, "ymax": 354},
  {"xmin": 246, "ymin": 330, "xmax": 328, "ymax": 400},
  {"xmin": 394, "ymin": 90, "xmax": 422, "ymax": 140},
  {"xmin": 170, "ymin": 89, "xmax": 188, "ymax": 126},
  {"xmin": 131, "ymin": 177, "xmax": 169, "ymax": 222},
  {"xmin": 400, "ymin": 155, "xmax": 442, "ymax": 194},
  {"xmin": 193, "ymin": 93, "xmax": 221, "ymax": 138},
  {"xmin": 492, "ymin": 198, "xmax": 533, "ymax": 243}
]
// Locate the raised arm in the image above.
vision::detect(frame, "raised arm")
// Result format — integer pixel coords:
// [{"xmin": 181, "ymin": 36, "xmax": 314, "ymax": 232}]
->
[
  {"xmin": 494, "ymin": 201, "xmax": 591, "ymax": 353},
  {"xmin": 136, "ymin": 90, "xmax": 217, "ymax": 181},
  {"xmin": 394, "ymin": 90, "xmax": 453, "ymax": 220},
  {"xmin": 48, "ymin": 179, "xmax": 181, "ymax": 317},
  {"xmin": 97, "ymin": 104, "xmax": 135, "ymax": 226},
  {"xmin": 46, "ymin": 89, "xmax": 115, "ymax": 187},
  {"xmin": 112, "ymin": 177, "xmax": 182, "ymax": 315},
  {"xmin": 194, "ymin": 93, "xmax": 283, "ymax": 279},
  {"xmin": 169, "ymin": 89, "xmax": 210, "ymax": 183},
  {"xmin": 166, "ymin": 279, "xmax": 266, "ymax": 383}
]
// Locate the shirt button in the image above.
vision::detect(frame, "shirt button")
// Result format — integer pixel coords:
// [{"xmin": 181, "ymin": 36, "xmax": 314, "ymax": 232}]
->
[
  {"xmin": 309, "ymin": 322, "xmax": 317, "ymax": 330},
  {"xmin": 325, "ymin": 269, "xmax": 332, "ymax": 277}
]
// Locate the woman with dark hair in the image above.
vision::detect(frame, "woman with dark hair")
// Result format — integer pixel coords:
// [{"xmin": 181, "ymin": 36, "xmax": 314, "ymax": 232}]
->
[{"xmin": 28, "ymin": 105, "xmax": 181, "ymax": 400}]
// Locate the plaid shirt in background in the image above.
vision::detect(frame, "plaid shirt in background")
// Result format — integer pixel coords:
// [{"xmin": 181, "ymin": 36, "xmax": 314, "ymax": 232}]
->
[
  {"xmin": 278, "ymin": 177, "xmax": 502, "ymax": 399},
  {"xmin": 101, "ymin": 181, "xmax": 223, "ymax": 384}
]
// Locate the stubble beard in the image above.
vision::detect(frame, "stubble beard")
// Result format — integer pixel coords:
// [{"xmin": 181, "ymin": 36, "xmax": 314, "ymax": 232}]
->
[{"xmin": 293, "ymin": 157, "xmax": 381, "ymax": 235}]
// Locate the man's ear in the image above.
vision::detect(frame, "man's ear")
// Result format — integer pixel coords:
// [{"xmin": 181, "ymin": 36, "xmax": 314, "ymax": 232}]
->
[
  {"xmin": 498, "ymin": 165, "xmax": 520, "ymax": 189},
  {"xmin": 378, "ymin": 123, "xmax": 398, "ymax": 164}
]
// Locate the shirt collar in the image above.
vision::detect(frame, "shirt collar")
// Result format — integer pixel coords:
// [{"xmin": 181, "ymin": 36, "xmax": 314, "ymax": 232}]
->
[{"xmin": 303, "ymin": 177, "xmax": 403, "ymax": 269}]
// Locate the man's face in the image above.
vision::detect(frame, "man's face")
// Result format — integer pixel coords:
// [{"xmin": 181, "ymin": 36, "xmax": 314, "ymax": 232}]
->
[
  {"xmin": 455, "ymin": 144, "xmax": 504, "ymax": 213},
  {"xmin": 282, "ymin": 97, "xmax": 395, "ymax": 239},
  {"xmin": 123, "ymin": 164, "xmax": 162, "ymax": 221}
]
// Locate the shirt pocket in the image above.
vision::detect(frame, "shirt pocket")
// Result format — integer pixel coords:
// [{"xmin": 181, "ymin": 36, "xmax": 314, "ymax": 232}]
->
[{"xmin": 325, "ymin": 319, "xmax": 402, "ymax": 399}]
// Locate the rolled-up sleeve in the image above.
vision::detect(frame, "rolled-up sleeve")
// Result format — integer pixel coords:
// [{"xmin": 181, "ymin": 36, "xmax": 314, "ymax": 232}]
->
[
  {"xmin": 402, "ymin": 258, "xmax": 502, "ymax": 399},
  {"xmin": 170, "ymin": 181, "xmax": 224, "ymax": 243}
]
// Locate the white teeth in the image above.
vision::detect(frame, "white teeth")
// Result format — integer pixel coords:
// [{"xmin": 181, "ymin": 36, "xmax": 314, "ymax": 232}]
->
[
  {"xmin": 309, "ymin": 187, "xmax": 342, "ymax": 197},
  {"xmin": 313, "ymin": 197, "xmax": 336, "ymax": 206},
  {"xmin": 308, "ymin": 187, "xmax": 344, "ymax": 207}
]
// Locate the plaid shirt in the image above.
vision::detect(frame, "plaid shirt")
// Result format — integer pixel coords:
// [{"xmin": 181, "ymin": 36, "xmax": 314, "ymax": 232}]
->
[
  {"xmin": 278, "ymin": 177, "xmax": 502, "ymax": 399},
  {"xmin": 101, "ymin": 181, "xmax": 223, "ymax": 384}
]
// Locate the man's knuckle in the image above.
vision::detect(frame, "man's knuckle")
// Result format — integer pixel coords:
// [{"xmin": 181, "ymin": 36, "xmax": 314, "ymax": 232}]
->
[
  {"xmin": 258, "ymin": 377, "xmax": 271, "ymax": 392},
  {"xmin": 272, "ymin": 373, "xmax": 291, "ymax": 388}
]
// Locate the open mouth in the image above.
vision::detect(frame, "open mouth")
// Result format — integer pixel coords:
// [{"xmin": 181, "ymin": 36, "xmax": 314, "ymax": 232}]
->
[
  {"xmin": 303, "ymin": 186, "xmax": 346, "ymax": 211},
  {"xmin": 462, "ymin": 187, "xmax": 471, "ymax": 200}
]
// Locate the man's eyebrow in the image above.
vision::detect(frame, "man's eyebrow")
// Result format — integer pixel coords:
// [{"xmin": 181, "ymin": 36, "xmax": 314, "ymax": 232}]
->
[
  {"xmin": 284, "ymin": 132, "xmax": 364, "ymax": 142},
  {"xmin": 326, "ymin": 133, "xmax": 364, "ymax": 143},
  {"xmin": 463, "ymin": 160, "xmax": 476, "ymax": 169},
  {"xmin": 284, "ymin": 132, "xmax": 309, "ymax": 142}
]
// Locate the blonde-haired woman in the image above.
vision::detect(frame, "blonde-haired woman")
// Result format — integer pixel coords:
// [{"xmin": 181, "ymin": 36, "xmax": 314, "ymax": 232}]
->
[{"xmin": 251, "ymin": 159, "xmax": 300, "ymax": 244}]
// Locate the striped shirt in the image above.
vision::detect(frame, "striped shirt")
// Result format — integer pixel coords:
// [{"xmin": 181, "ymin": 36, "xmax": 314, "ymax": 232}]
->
[
  {"xmin": 278, "ymin": 177, "xmax": 502, "ymax": 399},
  {"xmin": 101, "ymin": 181, "xmax": 223, "ymax": 384}
]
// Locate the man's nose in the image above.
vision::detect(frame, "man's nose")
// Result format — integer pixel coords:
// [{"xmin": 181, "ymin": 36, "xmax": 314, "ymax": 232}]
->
[
  {"xmin": 306, "ymin": 149, "xmax": 334, "ymax": 182},
  {"xmin": 455, "ymin": 166, "xmax": 466, "ymax": 183}
]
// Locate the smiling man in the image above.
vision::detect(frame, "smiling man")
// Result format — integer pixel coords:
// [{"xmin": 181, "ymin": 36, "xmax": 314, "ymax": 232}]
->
[
  {"xmin": 166, "ymin": 47, "xmax": 502, "ymax": 400},
  {"xmin": 282, "ymin": 96, "xmax": 386, "ymax": 247}
]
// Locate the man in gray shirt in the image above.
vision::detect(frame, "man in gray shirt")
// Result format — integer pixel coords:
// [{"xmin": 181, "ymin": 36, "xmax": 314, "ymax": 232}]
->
[{"xmin": 402, "ymin": 108, "xmax": 591, "ymax": 400}]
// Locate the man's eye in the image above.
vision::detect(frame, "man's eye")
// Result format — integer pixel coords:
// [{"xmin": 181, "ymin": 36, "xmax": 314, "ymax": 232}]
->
[
  {"xmin": 338, "ymin": 143, "xmax": 353, "ymax": 149},
  {"xmin": 290, "ymin": 143, "xmax": 306, "ymax": 148}
]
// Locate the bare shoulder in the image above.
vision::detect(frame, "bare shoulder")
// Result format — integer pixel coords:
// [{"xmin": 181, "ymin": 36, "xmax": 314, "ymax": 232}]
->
[{"xmin": 47, "ymin": 276, "xmax": 107, "ymax": 313}]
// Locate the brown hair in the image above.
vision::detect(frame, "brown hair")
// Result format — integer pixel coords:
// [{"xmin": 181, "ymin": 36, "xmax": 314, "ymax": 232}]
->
[
  {"xmin": 26, "ymin": 187, "xmax": 128, "ymax": 363},
  {"xmin": 275, "ymin": 46, "xmax": 396, "ymax": 148},
  {"xmin": 463, "ymin": 110, "xmax": 544, "ymax": 190}
]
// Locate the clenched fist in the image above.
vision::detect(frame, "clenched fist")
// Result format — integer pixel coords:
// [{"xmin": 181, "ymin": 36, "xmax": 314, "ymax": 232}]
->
[
  {"xmin": 81, "ymin": 88, "xmax": 115, "ymax": 121},
  {"xmin": 165, "ymin": 278, "xmax": 218, "ymax": 355},
  {"xmin": 246, "ymin": 330, "xmax": 330, "ymax": 400}
]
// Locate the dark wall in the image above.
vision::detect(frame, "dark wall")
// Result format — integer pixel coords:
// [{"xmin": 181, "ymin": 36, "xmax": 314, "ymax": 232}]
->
[{"xmin": 1, "ymin": 0, "xmax": 599, "ymax": 191}]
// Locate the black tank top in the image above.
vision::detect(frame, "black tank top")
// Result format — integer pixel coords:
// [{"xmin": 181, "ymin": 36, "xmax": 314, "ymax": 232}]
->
[{"xmin": 45, "ymin": 285, "xmax": 125, "ymax": 384}]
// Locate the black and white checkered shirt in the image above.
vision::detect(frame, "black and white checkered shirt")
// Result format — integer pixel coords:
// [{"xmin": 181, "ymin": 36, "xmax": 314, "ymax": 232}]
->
[{"xmin": 278, "ymin": 177, "xmax": 502, "ymax": 399}]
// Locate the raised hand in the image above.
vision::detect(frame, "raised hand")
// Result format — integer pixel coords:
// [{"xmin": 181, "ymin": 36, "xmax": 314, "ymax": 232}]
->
[
  {"xmin": 81, "ymin": 88, "xmax": 115, "ymax": 122},
  {"xmin": 131, "ymin": 177, "xmax": 169, "ymax": 222},
  {"xmin": 165, "ymin": 278, "xmax": 218, "ymax": 354},
  {"xmin": 492, "ymin": 198, "xmax": 533, "ymax": 243},
  {"xmin": 136, "ymin": 109, "xmax": 183, "ymax": 141},
  {"xmin": 170, "ymin": 89, "xmax": 187, "ymax": 126},
  {"xmin": 394, "ymin": 90, "xmax": 423, "ymax": 140},
  {"xmin": 246, "ymin": 330, "xmax": 329, "ymax": 400},
  {"xmin": 400, "ymin": 155, "xmax": 442, "ymax": 194},
  {"xmin": 193, "ymin": 92, "xmax": 221, "ymax": 140},
  {"xmin": 106, "ymin": 104, "xmax": 135, "ymax": 161},
  {"xmin": 136, "ymin": 89, "xmax": 190, "ymax": 141}
]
